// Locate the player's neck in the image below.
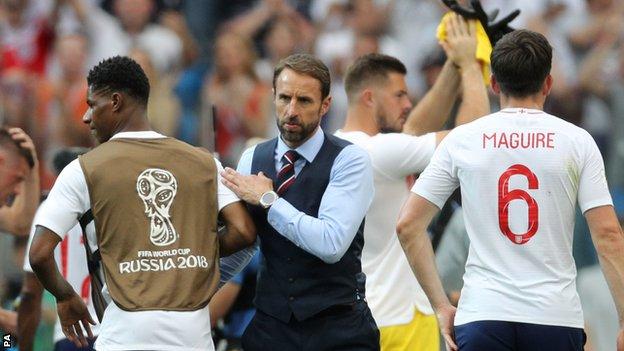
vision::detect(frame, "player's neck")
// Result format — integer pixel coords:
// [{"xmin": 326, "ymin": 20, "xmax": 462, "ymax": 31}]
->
[
  {"xmin": 117, "ymin": 109, "xmax": 153, "ymax": 134},
  {"xmin": 342, "ymin": 105, "xmax": 378, "ymax": 136},
  {"xmin": 499, "ymin": 94, "xmax": 545, "ymax": 111}
]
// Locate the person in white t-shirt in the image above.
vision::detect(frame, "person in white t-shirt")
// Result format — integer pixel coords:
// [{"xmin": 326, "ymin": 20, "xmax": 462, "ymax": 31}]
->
[
  {"xmin": 19, "ymin": 147, "xmax": 100, "ymax": 351},
  {"xmin": 334, "ymin": 14, "xmax": 489, "ymax": 351},
  {"xmin": 397, "ymin": 29, "xmax": 624, "ymax": 351},
  {"xmin": 26, "ymin": 56, "xmax": 256, "ymax": 351}
]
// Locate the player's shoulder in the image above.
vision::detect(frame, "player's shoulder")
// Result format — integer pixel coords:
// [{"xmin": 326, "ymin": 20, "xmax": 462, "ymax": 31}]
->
[
  {"xmin": 333, "ymin": 130, "xmax": 369, "ymax": 145},
  {"xmin": 61, "ymin": 158, "xmax": 86, "ymax": 180},
  {"xmin": 339, "ymin": 142, "xmax": 371, "ymax": 162},
  {"xmin": 539, "ymin": 111, "xmax": 595, "ymax": 142},
  {"xmin": 326, "ymin": 131, "xmax": 354, "ymax": 149},
  {"xmin": 336, "ymin": 130, "xmax": 419, "ymax": 148},
  {"xmin": 442, "ymin": 114, "xmax": 496, "ymax": 141}
]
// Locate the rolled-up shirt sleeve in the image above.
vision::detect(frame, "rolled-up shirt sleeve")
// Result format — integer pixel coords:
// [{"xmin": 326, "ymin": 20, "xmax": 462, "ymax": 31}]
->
[{"xmin": 267, "ymin": 145, "xmax": 374, "ymax": 264}]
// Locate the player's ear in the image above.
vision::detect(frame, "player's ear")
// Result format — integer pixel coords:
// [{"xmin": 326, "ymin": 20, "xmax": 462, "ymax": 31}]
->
[
  {"xmin": 361, "ymin": 89, "xmax": 374, "ymax": 108},
  {"xmin": 542, "ymin": 74, "xmax": 553, "ymax": 97},
  {"xmin": 111, "ymin": 92, "xmax": 123, "ymax": 112},
  {"xmin": 490, "ymin": 74, "xmax": 501, "ymax": 95}
]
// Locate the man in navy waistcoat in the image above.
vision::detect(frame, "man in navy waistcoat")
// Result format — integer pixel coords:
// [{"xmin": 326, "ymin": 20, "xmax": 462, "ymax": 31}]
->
[{"xmin": 221, "ymin": 53, "xmax": 379, "ymax": 350}]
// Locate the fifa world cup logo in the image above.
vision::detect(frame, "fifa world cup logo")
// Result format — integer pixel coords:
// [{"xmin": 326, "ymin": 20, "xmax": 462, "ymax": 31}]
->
[{"xmin": 136, "ymin": 168, "xmax": 179, "ymax": 246}]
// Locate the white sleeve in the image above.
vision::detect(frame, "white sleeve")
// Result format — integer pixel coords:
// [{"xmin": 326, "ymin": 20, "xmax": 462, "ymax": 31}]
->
[
  {"xmin": 578, "ymin": 133, "xmax": 613, "ymax": 213},
  {"xmin": 22, "ymin": 210, "xmax": 39, "ymax": 273},
  {"xmin": 35, "ymin": 160, "xmax": 91, "ymax": 239},
  {"xmin": 215, "ymin": 158, "xmax": 241, "ymax": 211},
  {"xmin": 369, "ymin": 132, "xmax": 436, "ymax": 179},
  {"xmin": 25, "ymin": 199, "xmax": 75, "ymax": 273},
  {"xmin": 410, "ymin": 135, "xmax": 459, "ymax": 209}
]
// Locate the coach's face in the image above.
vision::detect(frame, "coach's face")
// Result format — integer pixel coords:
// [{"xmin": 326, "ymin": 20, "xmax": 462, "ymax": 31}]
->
[
  {"xmin": 83, "ymin": 86, "xmax": 118, "ymax": 143},
  {"xmin": 274, "ymin": 68, "xmax": 331, "ymax": 148},
  {"xmin": 374, "ymin": 72, "xmax": 412, "ymax": 133}
]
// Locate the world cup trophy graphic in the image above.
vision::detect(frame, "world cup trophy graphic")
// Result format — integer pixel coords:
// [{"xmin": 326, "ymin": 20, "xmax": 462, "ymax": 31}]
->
[{"xmin": 136, "ymin": 168, "xmax": 179, "ymax": 246}]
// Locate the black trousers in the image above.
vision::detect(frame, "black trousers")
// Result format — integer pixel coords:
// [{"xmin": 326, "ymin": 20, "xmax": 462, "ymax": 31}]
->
[{"xmin": 242, "ymin": 301, "xmax": 380, "ymax": 351}]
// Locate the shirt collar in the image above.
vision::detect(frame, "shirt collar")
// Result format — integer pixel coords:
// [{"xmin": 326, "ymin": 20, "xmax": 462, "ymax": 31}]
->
[
  {"xmin": 276, "ymin": 127, "xmax": 324, "ymax": 163},
  {"xmin": 110, "ymin": 131, "xmax": 166, "ymax": 140},
  {"xmin": 500, "ymin": 107, "xmax": 544, "ymax": 114}
]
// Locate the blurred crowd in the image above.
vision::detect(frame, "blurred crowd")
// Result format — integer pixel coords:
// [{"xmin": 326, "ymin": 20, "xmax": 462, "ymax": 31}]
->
[{"xmin": 0, "ymin": 0, "xmax": 623, "ymax": 350}]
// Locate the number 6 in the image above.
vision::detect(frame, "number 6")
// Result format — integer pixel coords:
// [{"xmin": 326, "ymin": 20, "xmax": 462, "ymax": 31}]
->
[{"xmin": 498, "ymin": 164, "xmax": 539, "ymax": 244}]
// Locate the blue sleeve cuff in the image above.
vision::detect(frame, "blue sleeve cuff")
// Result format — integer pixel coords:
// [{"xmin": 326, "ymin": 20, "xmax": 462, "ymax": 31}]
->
[{"xmin": 266, "ymin": 198, "xmax": 301, "ymax": 244}]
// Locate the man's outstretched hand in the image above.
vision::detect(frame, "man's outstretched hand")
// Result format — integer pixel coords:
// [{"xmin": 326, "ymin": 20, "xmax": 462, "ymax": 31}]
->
[{"xmin": 441, "ymin": 0, "xmax": 520, "ymax": 45}]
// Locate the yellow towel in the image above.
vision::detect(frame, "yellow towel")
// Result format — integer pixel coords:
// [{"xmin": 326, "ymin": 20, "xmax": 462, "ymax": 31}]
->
[{"xmin": 436, "ymin": 12, "xmax": 491, "ymax": 85}]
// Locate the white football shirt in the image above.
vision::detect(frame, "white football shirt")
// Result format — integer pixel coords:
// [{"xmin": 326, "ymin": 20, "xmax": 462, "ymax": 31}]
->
[
  {"xmin": 412, "ymin": 108, "xmax": 613, "ymax": 328},
  {"xmin": 34, "ymin": 131, "xmax": 240, "ymax": 351},
  {"xmin": 24, "ymin": 203, "xmax": 101, "ymax": 343},
  {"xmin": 335, "ymin": 130, "xmax": 436, "ymax": 327}
]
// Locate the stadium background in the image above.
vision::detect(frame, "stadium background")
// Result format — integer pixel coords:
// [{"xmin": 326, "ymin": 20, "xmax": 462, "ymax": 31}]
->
[{"xmin": 0, "ymin": 0, "xmax": 622, "ymax": 350}]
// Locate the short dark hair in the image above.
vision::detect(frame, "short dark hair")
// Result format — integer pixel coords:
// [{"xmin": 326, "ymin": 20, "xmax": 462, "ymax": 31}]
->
[
  {"xmin": 0, "ymin": 128, "xmax": 34, "ymax": 168},
  {"xmin": 490, "ymin": 30, "xmax": 552, "ymax": 98},
  {"xmin": 273, "ymin": 54, "xmax": 331, "ymax": 100},
  {"xmin": 344, "ymin": 53, "xmax": 407, "ymax": 101},
  {"xmin": 87, "ymin": 56, "xmax": 150, "ymax": 105}
]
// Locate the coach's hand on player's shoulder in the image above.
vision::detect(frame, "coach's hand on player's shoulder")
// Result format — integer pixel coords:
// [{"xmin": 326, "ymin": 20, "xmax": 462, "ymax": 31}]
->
[
  {"xmin": 57, "ymin": 292, "xmax": 95, "ymax": 348},
  {"xmin": 436, "ymin": 303, "xmax": 458, "ymax": 351},
  {"xmin": 221, "ymin": 167, "xmax": 273, "ymax": 206},
  {"xmin": 440, "ymin": 13, "xmax": 478, "ymax": 70}
]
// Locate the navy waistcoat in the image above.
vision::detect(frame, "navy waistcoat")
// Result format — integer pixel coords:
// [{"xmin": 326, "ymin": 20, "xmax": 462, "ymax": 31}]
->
[{"xmin": 249, "ymin": 133, "xmax": 366, "ymax": 323}]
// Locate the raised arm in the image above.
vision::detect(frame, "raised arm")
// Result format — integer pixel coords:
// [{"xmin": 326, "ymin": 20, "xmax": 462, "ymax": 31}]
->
[
  {"xmin": 402, "ymin": 61, "xmax": 459, "ymax": 136},
  {"xmin": 443, "ymin": 15, "xmax": 489, "ymax": 127},
  {"xmin": 404, "ymin": 14, "xmax": 488, "ymax": 140}
]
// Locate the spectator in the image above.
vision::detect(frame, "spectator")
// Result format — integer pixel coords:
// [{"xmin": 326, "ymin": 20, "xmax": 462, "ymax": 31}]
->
[
  {"xmin": 204, "ymin": 31, "xmax": 272, "ymax": 166},
  {"xmin": 578, "ymin": 28, "xmax": 624, "ymax": 190},
  {"xmin": 45, "ymin": 33, "xmax": 92, "ymax": 150},
  {"xmin": 0, "ymin": 69, "xmax": 54, "ymax": 189},
  {"xmin": 0, "ymin": 0, "xmax": 62, "ymax": 76},
  {"xmin": 68, "ymin": 0, "xmax": 183, "ymax": 74},
  {"xmin": 255, "ymin": 18, "xmax": 301, "ymax": 84}
]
